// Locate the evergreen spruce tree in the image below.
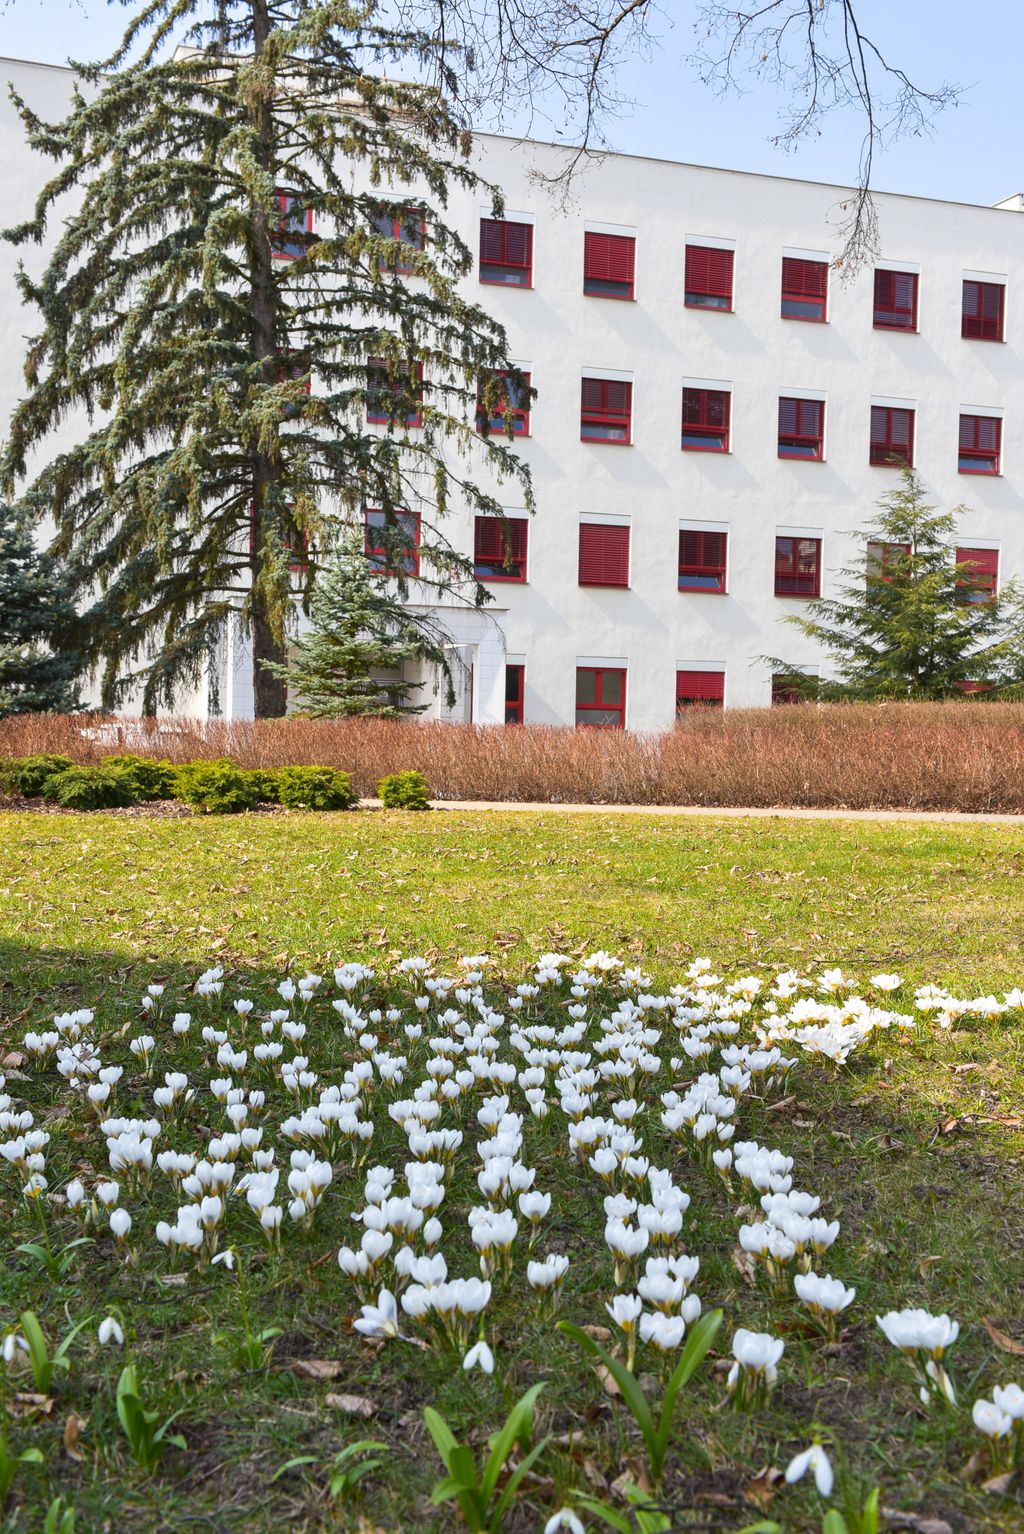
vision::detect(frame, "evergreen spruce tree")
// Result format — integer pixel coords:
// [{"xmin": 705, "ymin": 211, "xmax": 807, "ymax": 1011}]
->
[
  {"xmin": 1, "ymin": 1, "xmax": 551, "ymax": 716},
  {"xmin": 769, "ymin": 468, "xmax": 1024, "ymax": 699},
  {"xmin": 262, "ymin": 532, "xmax": 451, "ymax": 716},
  {"xmin": 0, "ymin": 501, "xmax": 82, "ymax": 717}
]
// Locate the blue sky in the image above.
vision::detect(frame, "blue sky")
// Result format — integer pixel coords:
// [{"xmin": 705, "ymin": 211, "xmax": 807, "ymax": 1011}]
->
[{"xmin": 2, "ymin": 0, "xmax": 1020, "ymax": 207}]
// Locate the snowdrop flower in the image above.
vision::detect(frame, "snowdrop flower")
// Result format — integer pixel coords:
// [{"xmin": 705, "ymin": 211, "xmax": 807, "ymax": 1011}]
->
[
  {"xmin": 354, "ymin": 1289, "xmax": 400, "ymax": 1340},
  {"xmin": 463, "ymin": 1339, "xmax": 494, "ymax": 1375},
  {"xmin": 212, "ymin": 1249, "xmax": 236, "ymax": 1270},
  {"xmin": 785, "ymin": 1443, "xmax": 834, "ymax": 1497},
  {"xmin": 98, "ymin": 1316, "xmax": 124, "ymax": 1346},
  {"xmin": 973, "ymin": 1398, "xmax": 1013, "ymax": 1439},
  {"xmin": 544, "ymin": 1509, "xmax": 585, "ymax": 1534}
]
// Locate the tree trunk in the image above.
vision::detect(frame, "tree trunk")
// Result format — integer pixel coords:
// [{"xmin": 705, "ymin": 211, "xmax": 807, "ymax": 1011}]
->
[{"xmin": 248, "ymin": 0, "xmax": 287, "ymax": 719}]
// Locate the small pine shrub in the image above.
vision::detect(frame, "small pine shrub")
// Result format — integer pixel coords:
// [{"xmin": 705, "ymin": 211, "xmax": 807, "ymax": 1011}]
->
[
  {"xmin": 42, "ymin": 765, "xmax": 138, "ymax": 810},
  {"xmin": 0, "ymin": 754, "xmax": 75, "ymax": 797},
  {"xmin": 378, "ymin": 770, "xmax": 430, "ymax": 811},
  {"xmin": 245, "ymin": 769, "xmax": 281, "ymax": 804},
  {"xmin": 101, "ymin": 755, "xmax": 178, "ymax": 801},
  {"xmin": 276, "ymin": 765, "xmax": 355, "ymax": 811},
  {"xmin": 172, "ymin": 759, "xmax": 259, "ymax": 815}
]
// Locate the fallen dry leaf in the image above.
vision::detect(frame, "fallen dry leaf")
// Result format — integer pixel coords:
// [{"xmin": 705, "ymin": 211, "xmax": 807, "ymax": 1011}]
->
[
  {"xmin": 581, "ymin": 1325, "xmax": 612, "ymax": 1342},
  {"xmin": 595, "ymin": 1364, "xmax": 621, "ymax": 1398},
  {"xmin": 881, "ymin": 1510, "xmax": 953, "ymax": 1534},
  {"xmin": 731, "ymin": 1245, "xmax": 757, "ymax": 1286},
  {"xmin": 8, "ymin": 1392, "xmax": 54, "ymax": 1418},
  {"xmin": 958, "ymin": 1448, "xmax": 988, "ymax": 1483},
  {"xmin": 918, "ymin": 1255, "xmax": 942, "ymax": 1278},
  {"xmin": 63, "ymin": 1412, "xmax": 83, "ymax": 1462},
  {"xmin": 1, "ymin": 1051, "xmax": 26, "ymax": 1068},
  {"xmin": 157, "ymin": 1272, "xmax": 187, "ymax": 1287},
  {"xmin": 744, "ymin": 1465, "xmax": 782, "ymax": 1510},
  {"xmin": 765, "ymin": 1095, "xmax": 796, "ymax": 1114},
  {"xmin": 287, "ymin": 1358, "xmax": 345, "ymax": 1380},
  {"xmin": 982, "ymin": 1317, "xmax": 1024, "ymax": 1356},
  {"xmin": 981, "ymin": 1471, "xmax": 1016, "ymax": 1495},
  {"xmin": 325, "ymin": 1392, "xmax": 377, "ymax": 1418}
]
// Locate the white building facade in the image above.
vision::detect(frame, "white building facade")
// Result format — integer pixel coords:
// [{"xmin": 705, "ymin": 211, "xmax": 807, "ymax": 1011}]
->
[{"xmin": 3, "ymin": 55, "xmax": 1023, "ymax": 729}]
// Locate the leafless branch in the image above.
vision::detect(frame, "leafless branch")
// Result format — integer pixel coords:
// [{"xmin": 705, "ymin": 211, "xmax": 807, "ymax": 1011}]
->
[{"xmin": 694, "ymin": 1, "xmax": 962, "ymax": 272}]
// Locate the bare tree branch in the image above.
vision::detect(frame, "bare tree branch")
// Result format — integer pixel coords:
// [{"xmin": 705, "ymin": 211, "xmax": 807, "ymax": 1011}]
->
[{"xmin": 694, "ymin": 1, "xmax": 962, "ymax": 272}]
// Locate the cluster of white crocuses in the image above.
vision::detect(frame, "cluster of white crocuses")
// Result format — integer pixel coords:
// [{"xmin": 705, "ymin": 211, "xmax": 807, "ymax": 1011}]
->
[{"xmin": 3, "ymin": 951, "xmax": 1019, "ymax": 1444}]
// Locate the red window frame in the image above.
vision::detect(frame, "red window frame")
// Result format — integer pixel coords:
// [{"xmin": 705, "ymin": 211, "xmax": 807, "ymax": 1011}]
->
[
  {"xmin": 678, "ymin": 529, "xmax": 727, "ymax": 593},
  {"xmin": 962, "ymin": 280, "xmax": 1005, "ymax": 342},
  {"xmin": 474, "ymin": 516, "xmax": 528, "ymax": 582},
  {"xmin": 685, "ymin": 245, "xmax": 734, "ymax": 311},
  {"xmin": 372, "ymin": 204, "xmax": 426, "ymax": 274},
  {"xmin": 583, "ymin": 231, "xmax": 636, "ymax": 301},
  {"xmin": 778, "ymin": 397, "xmax": 824, "ymax": 460},
  {"xmin": 276, "ymin": 357, "xmax": 311, "ymax": 418},
  {"xmin": 681, "ymin": 388, "xmax": 730, "ymax": 452},
  {"xmin": 248, "ymin": 504, "xmax": 309, "ymax": 573},
  {"xmin": 366, "ymin": 359, "xmax": 424, "ymax": 427},
  {"xmin": 781, "ymin": 258, "xmax": 828, "ymax": 322},
  {"xmin": 958, "ymin": 414, "xmax": 1001, "ymax": 475},
  {"xmin": 505, "ymin": 664, "xmax": 525, "ymax": 724},
  {"xmin": 476, "ymin": 370, "xmax": 531, "ymax": 437},
  {"xmin": 479, "ymin": 218, "xmax": 533, "ymax": 287},
  {"xmin": 676, "ymin": 670, "xmax": 724, "ymax": 710},
  {"xmin": 866, "ymin": 541, "xmax": 911, "ymax": 583},
  {"xmin": 363, "ymin": 509, "xmax": 421, "ymax": 577},
  {"xmin": 775, "ymin": 536, "xmax": 821, "ymax": 598},
  {"xmin": 580, "ymin": 378, "xmax": 632, "ymax": 444},
  {"xmin": 575, "ymin": 667, "xmax": 626, "ymax": 728},
  {"xmin": 870, "ymin": 405, "xmax": 915, "ymax": 466},
  {"xmin": 772, "ymin": 673, "xmax": 815, "ymax": 705},
  {"xmin": 874, "ymin": 270, "xmax": 918, "ymax": 331},
  {"xmin": 955, "ymin": 545, "xmax": 998, "ymax": 604},
  {"xmin": 578, "ymin": 522, "xmax": 630, "ymax": 587},
  {"xmin": 272, "ymin": 191, "xmax": 313, "ymax": 260}
]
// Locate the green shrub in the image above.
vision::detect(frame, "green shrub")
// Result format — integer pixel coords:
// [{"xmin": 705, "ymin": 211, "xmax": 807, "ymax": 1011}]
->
[
  {"xmin": 0, "ymin": 754, "xmax": 75, "ymax": 797},
  {"xmin": 276, "ymin": 765, "xmax": 355, "ymax": 811},
  {"xmin": 172, "ymin": 759, "xmax": 259, "ymax": 815},
  {"xmin": 101, "ymin": 755, "xmax": 178, "ymax": 801},
  {"xmin": 42, "ymin": 765, "xmax": 138, "ymax": 810},
  {"xmin": 378, "ymin": 770, "xmax": 430, "ymax": 811},
  {"xmin": 245, "ymin": 769, "xmax": 281, "ymax": 804}
]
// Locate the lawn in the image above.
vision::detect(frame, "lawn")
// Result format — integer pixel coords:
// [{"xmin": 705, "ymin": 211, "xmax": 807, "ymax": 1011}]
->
[{"xmin": 0, "ymin": 807, "xmax": 1022, "ymax": 1534}]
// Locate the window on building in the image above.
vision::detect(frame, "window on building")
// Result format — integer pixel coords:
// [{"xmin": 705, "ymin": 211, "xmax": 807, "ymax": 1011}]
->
[
  {"xmin": 685, "ymin": 245, "xmax": 734, "ymax": 310},
  {"xmin": 676, "ymin": 670, "xmax": 725, "ymax": 709},
  {"xmin": 959, "ymin": 414, "xmax": 1002, "ymax": 475},
  {"xmin": 476, "ymin": 370, "xmax": 531, "ymax": 436},
  {"xmin": 364, "ymin": 509, "xmax": 420, "ymax": 577},
  {"xmin": 874, "ymin": 270, "xmax": 918, "ymax": 330},
  {"xmin": 956, "ymin": 545, "xmax": 998, "ymax": 603},
  {"xmin": 271, "ymin": 191, "xmax": 313, "ymax": 260},
  {"xmin": 772, "ymin": 672, "xmax": 816, "ymax": 705},
  {"xmin": 962, "ymin": 280, "xmax": 1005, "ymax": 341},
  {"xmin": 575, "ymin": 666, "xmax": 626, "ymax": 727},
  {"xmin": 583, "ymin": 231, "xmax": 636, "ymax": 300},
  {"xmin": 870, "ymin": 405, "xmax": 915, "ymax": 466},
  {"xmin": 681, "ymin": 387, "xmax": 730, "ymax": 451},
  {"xmin": 866, "ymin": 541, "xmax": 911, "ymax": 583},
  {"xmin": 578, "ymin": 522, "xmax": 630, "ymax": 587},
  {"xmin": 678, "ymin": 529, "xmax": 727, "ymax": 593},
  {"xmin": 249, "ymin": 503, "xmax": 309, "ymax": 573},
  {"xmin": 276, "ymin": 356, "xmax": 311, "ymax": 419},
  {"xmin": 778, "ymin": 397, "xmax": 824, "ymax": 460},
  {"xmin": 473, "ymin": 516, "xmax": 528, "ymax": 582},
  {"xmin": 781, "ymin": 257, "xmax": 828, "ymax": 321},
  {"xmin": 580, "ymin": 378, "xmax": 632, "ymax": 443},
  {"xmin": 479, "ymin": 218, "xmax": 533, "ymax": 287},
  {"xmin": 366, "ymin": 359, "xmax": 423, "ymax": 427},
  {"xmin": 371, "ymin": 204, "xmax": 426, "ymax": 273},
  {"xmin": 505, "ymin": 664, "xmax": 525, "ymax": 724},
  {"xmin": 775, "ymin": 536, "xmax": 821, "ymax": 598}
]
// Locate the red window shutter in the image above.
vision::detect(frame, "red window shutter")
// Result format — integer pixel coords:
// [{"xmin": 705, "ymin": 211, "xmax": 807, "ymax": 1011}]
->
[
  {"xmin": 870, "ymin": 406, "xmax": 914, "ymax": 465},
  {"xmin": 781, "ymin": 258, "xmax": 827, "ymax": 297},
  {"xmin": 685, "ymin": 245, "xmax": 734, "ymax": 302},
  {"xmin": 874, "ymin": 270, "xmax": 918, "ymax": 329},
  {"xmin": 676, "ymin": 670, "xmax": 724, "ymax": 707},
  {"xmin": 580, "ymin": 378, "xmax": 633, "ymax": 441},
  {"xmin": 578, "ymin": 522, "xmax": 630, "ymax": 587},
  {"xmin": 962, "ymin": 280, "xmax": 1005, "ymax": 341},
  {"xmin": 480, "ymin": 219, "xmax": 532, "ymax": 282},
  {"xmin": 678, "ymin": 530, "xmax": 727, "ymax": 592},
  {"xmin": 584, "ymin": 232, "xmax": 636, "ymax": 285},
  {"xmin": 778, "ymin": 398, "xmax": 824, "ymax": 457},
  {"xmin": 474, "ymin": 516, "xmax": 527, "ymax": 579},
  {"xmin": 956, "ymin": 545, "xmax": 998, "ymax": 597},
  {"xmin": 474, "ymin": 517, "xmax": 505, "ymax": 563}
]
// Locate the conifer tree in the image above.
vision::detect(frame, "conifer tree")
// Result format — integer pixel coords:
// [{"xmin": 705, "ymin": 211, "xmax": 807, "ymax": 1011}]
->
[
  {"xmin": 2, "ymin": 1, "xmax": 548, "ymax": 716},
  {"xmin": 769, "ymin": 469, "xmax": 1024, "ymax": 699},
  {"xmin": 261, "ymin": 531, "xmax": 452, "ymax": 717},
  {"xmin": 0, "ymin": 501, "xmax": 82, "ymax": 717}
]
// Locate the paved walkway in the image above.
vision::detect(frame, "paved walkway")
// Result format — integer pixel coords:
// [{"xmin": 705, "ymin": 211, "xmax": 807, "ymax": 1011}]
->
[{"xmin": 359, "ymin": 799, "xmax": 1024, "ymax": 826}]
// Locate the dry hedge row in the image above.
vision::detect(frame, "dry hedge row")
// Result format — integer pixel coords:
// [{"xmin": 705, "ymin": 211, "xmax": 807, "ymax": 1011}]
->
[{"xmin": 2, "ymin": 704, "xmax": 1024, "ymax": 812}]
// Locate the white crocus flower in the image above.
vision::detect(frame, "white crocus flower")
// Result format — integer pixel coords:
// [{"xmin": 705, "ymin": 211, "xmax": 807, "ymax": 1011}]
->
[
  {"xmin": 354, "ymin": 1289, "xmax": 400, "ymax": 1340},
  {"xmin": 993, "ymin": 1383, "xmax": 1024, "ymax": 1420},
  {"xmin": 463, "ymin": 1340, "xmax": 494, "ymax": 1375},
  {"xmin": 973, "ymin": 1398, "xmax": 1013, "ymax": 1438},
  {"xmin": 785, "ymin": 1443, "xmax": 834, "ymax": 1497},
  {"xmin": 109, "ymin": 1208, "xmax": 132, "ymax": 1240}
]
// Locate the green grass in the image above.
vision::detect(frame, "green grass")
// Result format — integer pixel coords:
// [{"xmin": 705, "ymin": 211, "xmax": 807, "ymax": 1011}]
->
[{"xmin": 0, "ymin": 808, "xmax": 1022, "ymax": 1534}]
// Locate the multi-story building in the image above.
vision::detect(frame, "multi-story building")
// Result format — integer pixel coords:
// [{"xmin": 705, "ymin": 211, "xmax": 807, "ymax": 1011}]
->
[{"xmin": 3, "ymin": 54, "xmax": 1023, "ymax": 728}]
